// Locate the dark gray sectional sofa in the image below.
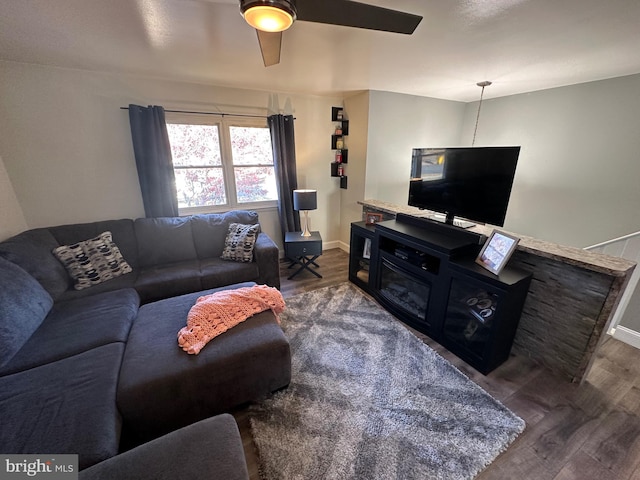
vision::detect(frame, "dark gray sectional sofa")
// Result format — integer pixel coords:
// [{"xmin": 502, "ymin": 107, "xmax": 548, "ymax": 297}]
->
[
  {"xmin": 0, "ymin": 210, "xmax": 280, "ymax": 304},
  {"xmin": 79, "ymin": 414, "xmax": 250, "ymax": 480},
  {"xmin": 0, "ymin": 210, "xmax": 291, "ymax": 477}
]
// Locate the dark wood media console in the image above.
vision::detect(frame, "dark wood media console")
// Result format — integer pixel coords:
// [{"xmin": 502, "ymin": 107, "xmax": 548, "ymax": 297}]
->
[
  {"xmin": 357, "ymin": 199, "xmax": 637, "ymax": 383},
  {"xmin": 350, "ymin": 215, "xmax": 532, "ymax": 374}
]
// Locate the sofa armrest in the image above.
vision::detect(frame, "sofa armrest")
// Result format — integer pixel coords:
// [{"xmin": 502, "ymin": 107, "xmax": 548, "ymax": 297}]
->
[
  {"xmin": 253, "ymin": 232, "xmax": 281, "ymax": 289},
  {"xmin": 79, "ymin": 414, "xmax": 249, "ymax": 480}
]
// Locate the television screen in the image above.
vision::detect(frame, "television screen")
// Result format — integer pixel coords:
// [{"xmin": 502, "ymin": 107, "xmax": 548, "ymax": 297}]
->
[{"xmin": 408, "ymin": 146, "xmax": 520, "ymax": 226}]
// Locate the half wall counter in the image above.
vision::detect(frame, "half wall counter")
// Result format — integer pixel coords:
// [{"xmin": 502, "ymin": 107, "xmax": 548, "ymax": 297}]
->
[{"xmin": 358, "ymin": 199, "xmax": 636, "ymax": 383}]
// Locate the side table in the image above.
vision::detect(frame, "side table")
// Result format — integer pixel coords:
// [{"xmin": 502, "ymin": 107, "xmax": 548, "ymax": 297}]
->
[{"xmin": 284, "ymin": 231, "xmax": 323, "ymax": 280}]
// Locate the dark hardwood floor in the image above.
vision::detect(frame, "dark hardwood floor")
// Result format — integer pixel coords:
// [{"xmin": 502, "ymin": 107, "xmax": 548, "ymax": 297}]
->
[{"xmin": 234, "ymin": 248, "xmax": 640, "ymax": 479}]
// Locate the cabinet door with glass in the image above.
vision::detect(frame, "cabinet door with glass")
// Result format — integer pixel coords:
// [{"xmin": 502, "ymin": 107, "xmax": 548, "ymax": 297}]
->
[
  {"xmin": 349, "ymin": 222, "xmax": 376, "ymax": 292},
  {"xmin": 441, "ymin": 263, "xmax": 531, "ymax": 374}
]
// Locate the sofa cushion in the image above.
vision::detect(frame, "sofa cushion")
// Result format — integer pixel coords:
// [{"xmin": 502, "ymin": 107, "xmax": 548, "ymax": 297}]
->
[
  {"xmin": 135, "ymin": 217, "xmax": 197, "ymax": 268},
  {"xmin": 0, "ymin": 343, "xmax": 125, "ymax": 470},
  {"xmin": 49, "ymin": 219, "xmax": 139, "ymax": 269},
  {"xmin": 0, "ymin": 288, "xmax": 139, "ymax": 376},
  {"xmin": 221, "ymin": 223, "xmax": 260, "ymax": 263},
  {"xmin": 200, "ymin": 257, "xmax": 260, "ymax": 290},
  {"xmin": 53, "ymin": 231, "xmax": 133, "ymax": 290},
  {"xmin": 117, "ymin": 283, "xmax": 291, "ymax": 441},
  {"xmin": 134, "ymin": 260, "xmax": 202, "ymax": 304},
  {"xmin": 56, "ymin": 271, "xmax": 138, "ymax": 302},
  {"xmin": 0, "ymin": 257, "xmax": 54, "ymax": 368},
  {"xmin": 191, "ymin": 211, "xmax": 260, "ymax": 259},
  {"xmin": 79, "ymin": 414, "xmax": 249, "ymax": 480},
  {"xmin": 0, "ymin": 229, "xmax": 70, "ymax": 299}
]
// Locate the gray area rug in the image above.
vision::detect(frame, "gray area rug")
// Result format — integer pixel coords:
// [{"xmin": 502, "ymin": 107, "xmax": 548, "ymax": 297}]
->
[{"xmin": 249, "ymin": 283, "xmax": 525, "ymax": 480}]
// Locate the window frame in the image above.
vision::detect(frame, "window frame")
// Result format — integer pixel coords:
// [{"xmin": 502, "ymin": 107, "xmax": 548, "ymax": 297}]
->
[{"xmin": 166, "ymin": 113, "xmax": 278, "ymax": 214}]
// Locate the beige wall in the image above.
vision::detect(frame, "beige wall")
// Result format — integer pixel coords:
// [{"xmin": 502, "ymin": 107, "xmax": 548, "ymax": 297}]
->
[
  {"xmin": 0, "ymin": 63, "xmax": 144, "ymax": 227},
  {"xmin": 0, "ymin": 154, "xmax": 27, "ymax": 241},
  {"xmin": 0, "ymin": 60, "xmax": 343, "ymax": 249},
  {"xmin": 3, "ymin": 60, "xmax": 640, "ymax": 253},
  {"xmin": 333, "ymin": 90, "xmax": 466, "ymax": 246},
  {"xmin": 338, "ymin": 91, "xmax": 370, "ymax": 247},
  {"xmin": 364, "ymin": 90, "xmax": 467, "ymax": 207}
]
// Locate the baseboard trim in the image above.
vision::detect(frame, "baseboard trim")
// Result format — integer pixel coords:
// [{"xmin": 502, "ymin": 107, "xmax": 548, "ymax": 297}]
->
[
  {"xmin": 611, "ymin": 325, "xmax": 640, "ymax": 349},
  {"xmin": 322, "ymin": 240, "xmax": 349, "ymax": 252}
]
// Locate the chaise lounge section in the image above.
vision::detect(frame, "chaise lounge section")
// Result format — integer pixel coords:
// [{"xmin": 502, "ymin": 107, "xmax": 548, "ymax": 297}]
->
[{"xmin": 118, "ymin": 282, "xmax": 292, "ymax": 444}]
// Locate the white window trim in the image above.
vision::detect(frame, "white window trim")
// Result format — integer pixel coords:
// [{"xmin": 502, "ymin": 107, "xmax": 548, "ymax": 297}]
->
[{"xmin": 166, "ymin": 113, "xmax": 278, "ymax": 214}]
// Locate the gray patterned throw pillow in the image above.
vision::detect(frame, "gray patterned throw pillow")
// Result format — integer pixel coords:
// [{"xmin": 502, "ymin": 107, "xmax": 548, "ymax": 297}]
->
[
  {"xmin": 221, "ymin": 223, "xmax": 259, "ymax": 263},
  {"xmin": 53, "ymin": 231, "xmax": 132, "ymax": 290}
]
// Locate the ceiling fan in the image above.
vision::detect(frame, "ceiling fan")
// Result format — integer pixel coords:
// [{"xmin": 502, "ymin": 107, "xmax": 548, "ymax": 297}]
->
[{"xmin": 239, "ymin": 0, "xmax": 423, "ymax": 66}]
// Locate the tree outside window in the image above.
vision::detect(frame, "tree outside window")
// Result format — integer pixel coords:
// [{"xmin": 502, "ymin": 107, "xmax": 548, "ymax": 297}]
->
[
  {"xmin": 230, "ymin": 126, "xmax": 278, "ymax": 203},
  {"xmin": 166, "ymin": 117, "xmax": 277, "ymax": 211}
]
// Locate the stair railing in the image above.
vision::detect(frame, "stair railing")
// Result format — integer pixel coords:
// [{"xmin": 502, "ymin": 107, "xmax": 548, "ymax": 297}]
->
[{"xmin": 586, "ymin": 231, "xmax": 640, "ymax": 338}]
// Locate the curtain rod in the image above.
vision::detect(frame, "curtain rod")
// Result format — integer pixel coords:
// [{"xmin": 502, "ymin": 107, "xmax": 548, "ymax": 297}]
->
[{"xmin": 119, "ymin": 107, "xmax": 288, "ymax": 119}]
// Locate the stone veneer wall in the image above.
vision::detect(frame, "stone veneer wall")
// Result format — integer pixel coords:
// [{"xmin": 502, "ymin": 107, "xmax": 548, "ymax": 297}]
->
[{"xmin": 508, "ymin": 252, "xmax": 614, "ymax": 380}]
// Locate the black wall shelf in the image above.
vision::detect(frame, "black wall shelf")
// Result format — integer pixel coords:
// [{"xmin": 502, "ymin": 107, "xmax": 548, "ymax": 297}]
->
[{"xmin": 331, "ymin": 106, "xmax": 348, "ymax": 189}]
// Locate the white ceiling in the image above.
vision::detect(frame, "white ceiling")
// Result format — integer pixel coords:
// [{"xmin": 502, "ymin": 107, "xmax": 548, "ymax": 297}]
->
[{"xmin": 1, "ymin": 0, "xmax": 640, "ymax": 102}]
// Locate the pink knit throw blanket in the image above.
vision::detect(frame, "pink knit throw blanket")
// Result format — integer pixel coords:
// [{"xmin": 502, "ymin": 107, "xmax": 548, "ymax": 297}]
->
[{"xmin": 177, "ymin": 285, "xmax": 285, "ymax": 355}]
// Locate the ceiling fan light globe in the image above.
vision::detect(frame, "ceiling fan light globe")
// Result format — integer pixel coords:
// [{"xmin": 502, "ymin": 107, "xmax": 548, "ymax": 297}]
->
[{"xmin": 243, "ymin": 5, "xmax": 295, "ymax": 32}]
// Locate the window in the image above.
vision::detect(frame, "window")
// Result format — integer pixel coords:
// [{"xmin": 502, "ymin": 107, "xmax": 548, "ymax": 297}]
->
[{"xmin": 166, "ymin": 115, "xmax": 278, "ymax": 211}]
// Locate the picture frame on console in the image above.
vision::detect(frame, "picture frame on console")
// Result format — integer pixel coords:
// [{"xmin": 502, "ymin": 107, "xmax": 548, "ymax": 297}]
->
[
  {"xmin": 365, "ymin": 213, "xmax": 383, "ymax": 225},
  {"xmin": 475, "ymin": 230, "xmax": 520, "ymax": 275}
]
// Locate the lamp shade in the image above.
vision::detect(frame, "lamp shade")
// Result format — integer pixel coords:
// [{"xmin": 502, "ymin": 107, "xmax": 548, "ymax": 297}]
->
[{"xmin": 293, "ymin": 189, "xmax": 317, "ymax": 211}]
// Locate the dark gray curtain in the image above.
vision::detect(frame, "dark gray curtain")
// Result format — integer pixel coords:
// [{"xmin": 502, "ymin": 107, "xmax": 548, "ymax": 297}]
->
[
  {"xmin": 128, "ymin": 104, "xmax": 179, "ymax": 218},
  {"xmin": 268, "ymin": 114, "xmax": 300, "ymax": 236}
]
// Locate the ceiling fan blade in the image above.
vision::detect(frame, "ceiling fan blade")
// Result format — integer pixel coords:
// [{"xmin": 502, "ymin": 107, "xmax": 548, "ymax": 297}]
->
[
  {"xmin": 295, "ymin": 0, "xmax": 422, "ymax": 34},
  {"xmin": 256, "ymin": 30, "xmax": 282, "ymax": 67}
]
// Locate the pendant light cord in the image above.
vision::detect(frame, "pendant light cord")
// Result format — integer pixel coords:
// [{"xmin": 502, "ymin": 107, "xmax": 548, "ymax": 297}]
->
[{"xmin": 472, "ymin": 81, "xmax": 491, "ymax": 146}]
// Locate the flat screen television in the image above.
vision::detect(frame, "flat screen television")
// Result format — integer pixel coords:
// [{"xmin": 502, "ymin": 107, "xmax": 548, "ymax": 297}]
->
[{"xmin": 408, "ymin": 146, "xmax": 520, "ymax": 226}]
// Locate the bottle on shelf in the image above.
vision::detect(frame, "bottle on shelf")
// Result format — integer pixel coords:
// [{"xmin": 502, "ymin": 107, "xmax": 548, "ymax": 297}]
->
[
  {"xmin": 335, "ymin": 150, "xmax": 342, "ymax": 163},
  {"xmin": 336, "ymin": 138, "xmax": 344, "ymax": 149},
  {"xmin": 337, "ymin": 164, "xmax": 344, "ymax": 176}
]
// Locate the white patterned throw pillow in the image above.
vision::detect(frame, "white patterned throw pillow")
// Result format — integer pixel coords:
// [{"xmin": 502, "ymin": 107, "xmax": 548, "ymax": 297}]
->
[
  {"xmin": 221, "ymin": 223, "xmax": 259, "ymax": 263},
  {"xmin": 53, "ymin": 231, "xmax": 132, "ymax": 290}
]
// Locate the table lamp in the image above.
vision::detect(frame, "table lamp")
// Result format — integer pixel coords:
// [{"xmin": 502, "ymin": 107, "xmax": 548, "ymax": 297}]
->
[{"xmin": 293, "ymin": 189, "xmax": 317, "ymax": 237}]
